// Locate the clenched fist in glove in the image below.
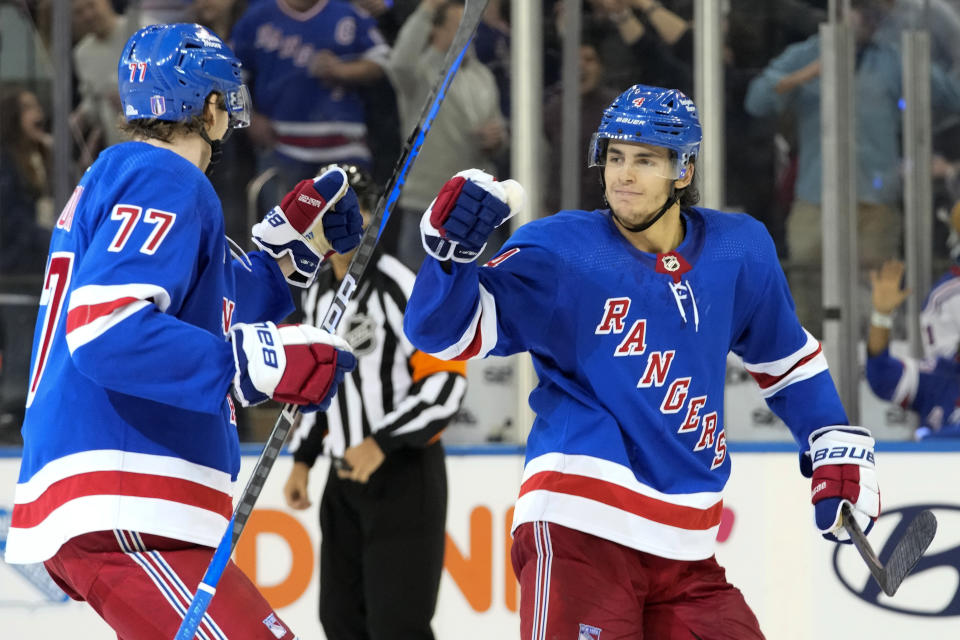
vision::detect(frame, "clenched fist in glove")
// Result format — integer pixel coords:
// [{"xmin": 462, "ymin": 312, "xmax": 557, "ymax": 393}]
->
[
  {"xmin": 803, "ymin": 426, "xmax": 881, "ymax": 543},
  {"xmin": 252, "ymin": 166, "xmax": 364, "ymax": 286},
  {"xmin": 420, "ymin": 168, "xmax": 525, "ymax": 263},
  {"xmin": 230, "ymin": 321, "xmax": 356, "ymax": 412}
]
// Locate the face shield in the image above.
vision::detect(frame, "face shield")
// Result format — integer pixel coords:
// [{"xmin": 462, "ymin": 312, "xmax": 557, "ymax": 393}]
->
[
  {"xmin": 588, "ymin": 134, "xmax": 689, "ymax": 181},
  {"xmin": 224, "ymin": 84, "xmax": 251, "ymax": 129}
]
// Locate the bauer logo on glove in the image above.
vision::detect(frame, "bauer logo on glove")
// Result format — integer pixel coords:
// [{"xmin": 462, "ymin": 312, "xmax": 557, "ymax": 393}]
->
[
  {"xmin": 252, "ymin": 167, "xmax": 364, "ymax": 287},
  {"xmin": 230, "ymin": 321, "xmax": 357, "ymax": 411},
  {"xmin": 803, "ymin": 426, "xmax": 881, "ymax": 543}
]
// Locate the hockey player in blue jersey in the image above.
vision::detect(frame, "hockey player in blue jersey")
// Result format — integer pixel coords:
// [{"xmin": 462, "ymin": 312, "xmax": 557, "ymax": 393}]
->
[
  {"xmin": 3, "ymin": 24, "xmax": 363, "ymax": 639},
  {"xmin": 403, "ymin": 84, "xmax": 882, "ymax": 638},
  {"xmin": 866, "ymin": 258, "xmax": 960, "ymax": 439}
]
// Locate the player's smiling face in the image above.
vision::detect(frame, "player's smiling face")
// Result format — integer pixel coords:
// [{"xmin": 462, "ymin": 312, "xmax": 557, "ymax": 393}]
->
[{"xmin": 603, "ymin": 141, "xmax": 683, "ymax": 225}]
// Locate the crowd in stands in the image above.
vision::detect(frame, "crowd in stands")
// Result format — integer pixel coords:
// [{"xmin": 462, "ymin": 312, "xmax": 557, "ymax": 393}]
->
[{"xmin": 4, "ymin": 0, "xmax": 960, "ymax": 441}]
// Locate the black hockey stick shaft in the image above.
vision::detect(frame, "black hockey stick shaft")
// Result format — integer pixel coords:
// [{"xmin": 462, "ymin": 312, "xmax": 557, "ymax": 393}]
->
[
  {"xmin": 842, "ymin": 503, "xmax": 937, "ymax": 597},
  {"xmin": 176, "ymin": 3, "xmax": 489, "ymax": 638}
]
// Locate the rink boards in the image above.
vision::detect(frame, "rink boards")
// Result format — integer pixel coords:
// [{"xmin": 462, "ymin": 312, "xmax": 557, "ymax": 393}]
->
[{"xmin": 1, "ymin": 444, "xmax": 959, "ymax": 639}]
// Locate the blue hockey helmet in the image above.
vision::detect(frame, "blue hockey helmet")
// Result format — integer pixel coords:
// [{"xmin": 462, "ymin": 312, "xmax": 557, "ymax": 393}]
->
[
  {"xmin": 587, "ymin": 84, "xmax": 701, "ymax": 179},
  {"xmin": 118, "ymin": 23, "xmax": 250, "ymax": 129}
]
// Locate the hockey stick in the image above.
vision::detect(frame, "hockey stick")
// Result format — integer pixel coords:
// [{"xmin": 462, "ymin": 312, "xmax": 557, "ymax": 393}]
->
[
  {"xmin": 841, "ymin": 503, "xmax": 937, "ymax": 597},
  {"xmin": 174, "ymin": 2, "xmax": 489, "ymax": 638}
]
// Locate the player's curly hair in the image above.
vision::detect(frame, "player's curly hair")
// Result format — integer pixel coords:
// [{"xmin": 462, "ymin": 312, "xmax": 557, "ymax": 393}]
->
[
  {"xmin": 677, "ymin": 160, "xmax": 700, "ymax": 208},
  {"xmin": 119, "ymin": 114, "xmax": 207, "ymax": 143}
]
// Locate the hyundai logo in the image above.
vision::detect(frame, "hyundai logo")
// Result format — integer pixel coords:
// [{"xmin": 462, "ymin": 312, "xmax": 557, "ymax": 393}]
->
[{"xmin": 833, "ymin": 504, "xmax": 960, "ymax": 616}]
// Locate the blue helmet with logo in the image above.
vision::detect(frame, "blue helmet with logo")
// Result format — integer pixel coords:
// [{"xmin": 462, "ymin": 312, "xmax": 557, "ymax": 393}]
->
[
  {"xmin": 587, "ymin": 84, "xmax": 701, "ymax": 179},
  {"xmin": 118, "ymin": 23, "xmax": 250, "ymax": 129}
]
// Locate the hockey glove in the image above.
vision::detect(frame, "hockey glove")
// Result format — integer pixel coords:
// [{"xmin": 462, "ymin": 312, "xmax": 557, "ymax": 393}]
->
[
  {"xmin": 802, "ymin": 426, "xmax": 881, "ymax": 543},
  {"xmin": 420, "ymin": 168, "xmax": 525, "ymax": 263},
  {"xmin": 230, "ymin": 321, "xmax": 356, "ymax": 412},
  {"xmin": 252, "ymin": 167, "xmax": 364, "ymax": 287}
]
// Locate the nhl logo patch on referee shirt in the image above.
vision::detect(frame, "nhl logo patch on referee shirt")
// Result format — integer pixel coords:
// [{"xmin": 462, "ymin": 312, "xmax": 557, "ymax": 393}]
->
[{"xmin": 579, "ymin": 623, "xmax": 602, "ymax": 639}]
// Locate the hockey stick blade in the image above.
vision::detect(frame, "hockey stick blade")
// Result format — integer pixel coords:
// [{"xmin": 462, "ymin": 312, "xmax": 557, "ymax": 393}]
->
[
  {"xmin": 175, "ymin": 2, "xmax": 489, "ymax": 638},
  {"xmin": 842, "ymin": 504, "xmax": 937, "ymax": 597}
]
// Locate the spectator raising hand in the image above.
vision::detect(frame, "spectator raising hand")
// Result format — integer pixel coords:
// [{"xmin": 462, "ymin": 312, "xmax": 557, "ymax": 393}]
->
[
  {"xmin": 866, "ymin": 256, "xmax": 960, "ymax": 440},
  {"xmin": 869, "ymin": 259, "xmax": 910, "ymax": 319}
]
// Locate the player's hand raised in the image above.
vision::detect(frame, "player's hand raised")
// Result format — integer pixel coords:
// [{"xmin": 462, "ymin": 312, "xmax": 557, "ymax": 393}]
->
[
  {"xmin": 420, "ymin": 169, "xmax": 525, "ymax": 263},
  {"xmin": 252, "ymin": 167, "xmax": 364, "ymax": 287},
  {"xmin": 230, "ymin": 321, "xmax": 356, "ymax": 411}
]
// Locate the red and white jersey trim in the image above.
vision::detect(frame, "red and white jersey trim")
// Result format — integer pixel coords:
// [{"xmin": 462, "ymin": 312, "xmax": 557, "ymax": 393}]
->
[
  {"xmin": 428, "ymin": 284, "xmax": 499, "ymax": 361},
  {"xmin": 512, "ymin": 453, "xmax": 723, "ymax": 561},
  {"xmin": 891, "ymin": 357, "xmax": 919, "ymax": 407},
  {"xmin": 65, "ymin": 283, "xmax": 171, "ymax": 353},
  {"xmin": 742, "ymin": 329, "xmax": 828, "ymax": 398},
  {"xmin": 272, "ymin": 120, "xmax": 366, "ymax": 138},
  {"xmin": 5, "ymin": 450, "xmax": 233, "ymax": 564}
]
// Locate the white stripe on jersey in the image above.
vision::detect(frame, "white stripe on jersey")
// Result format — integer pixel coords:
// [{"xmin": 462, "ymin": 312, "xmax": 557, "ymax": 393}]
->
[
  {"xmin": 891, "ymin": 357, "xmax": 920, "ymax": 406},
  {"xmin": 5, "ymin": 495, "xmax": 229, "ymax": 564},
  {"xmin": 428, "ymin": 283, "xmax": 499, "ymax": 360},
  {"xmin": 359, "ymin": 289, "xmax": 390, "ymax": 425},
  {"xmin": 742, "ymin": 329, "xmax": 828, "ymax": 397},
  {"xmin": 388, "ymin": 376, "xmax": 467, "ymax": 437},
  {"xmin": 66, "ymin": 299, "xmax": 150, "ymax": 353},
  {"xmin": 13, "ymin": 449, "xmax": 234, "ymax": 503},
  {"xmin": 275, "ymin": 142, "xmax": 372, "ymax": 164},
  {"xmin": 514, "ymin": 491, "xmax": 721, "ymax": 561},
  {"xmin": 520, "ymin": 453, "xmax": 723, "ymax": 510},
  {"xmin": 271, "ymin": 120, "xmax": 367, "ymax": 138},
  {"xmin": 742, "ymin": 329, "xmax": 820, "ymax": 376},
  {"xmin": 70, "ymin": 282, "xmax": 172, "ymax": 312}
]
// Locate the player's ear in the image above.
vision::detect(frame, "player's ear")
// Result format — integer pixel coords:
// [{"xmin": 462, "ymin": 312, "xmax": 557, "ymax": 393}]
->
[{"xmin": 675, "ymin": 161, "xmax": 695, "ymax": 189}]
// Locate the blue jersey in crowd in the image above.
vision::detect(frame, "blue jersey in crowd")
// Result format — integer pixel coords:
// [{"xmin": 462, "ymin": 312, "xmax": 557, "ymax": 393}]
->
[
  {"xmin": 231, "ymin": 0, "xmax": 389, "ymax": 166},
  {"xmin": 404, "ymin": 207, "xmax": 849, "ymax": 560},
  {"xmin": 5, "ymin": 142, "xmax": 294, "ymax": 564}
]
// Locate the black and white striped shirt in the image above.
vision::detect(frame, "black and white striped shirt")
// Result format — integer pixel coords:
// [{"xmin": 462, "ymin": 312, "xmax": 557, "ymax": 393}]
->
[{"xmin": 289, "ymin": 253, "xmax": 467, "ymax": 465}]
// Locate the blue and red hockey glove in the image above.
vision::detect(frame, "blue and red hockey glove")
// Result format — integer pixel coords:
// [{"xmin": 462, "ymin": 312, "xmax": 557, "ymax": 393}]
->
[
  {"xmin": 420, "ymin": 169, "xmax": 525, "ymax": 263},
  {"xmin": 230, "ymin": 321, "xmax": 356, "ymax": 412},
  {"xmin": 802, "ymin": 426, "xmax": 881, "ymax": 543},
  {"xmin": 252, "ymin": 166, "xmax": 364, "ymax": 286}
]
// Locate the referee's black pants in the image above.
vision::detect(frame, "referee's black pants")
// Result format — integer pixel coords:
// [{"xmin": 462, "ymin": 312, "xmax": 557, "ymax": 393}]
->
[{"xmin": 319, "ymin": 442, "xmax": 447, "ymax": 640}]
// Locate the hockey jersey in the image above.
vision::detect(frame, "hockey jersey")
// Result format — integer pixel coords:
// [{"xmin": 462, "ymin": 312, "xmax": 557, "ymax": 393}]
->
[
  {"xmin": 866, "ymin": 266, "xmax": 960, "ymax": 439},
  {"xmin": 5, "ymin": 142, "xmax": 295, "ymax": 564},
  {"xmin": 404, "ymin": 207, "xmax": 849, "ymax": 560},
  {"xmin": 290, "ymin": 253, "xmax": 466, "ymax": 463},
  {"xmin": 230, "ymin": 0, "xmax": 390, "ymax": 165}
]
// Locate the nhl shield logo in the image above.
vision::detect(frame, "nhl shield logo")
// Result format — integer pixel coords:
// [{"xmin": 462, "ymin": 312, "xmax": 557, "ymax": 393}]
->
[
  {"xmin": 660, "ymin": 254, "xmax": 680, "ymax": 272},
  {"xmin": 579, "ymin": 623, "xmax": 602, "ymax": 639},
  {"xmin": 150, "ymin": 95, "xmax": 166, "ymax": 117},
  {"xmin": 632, "ymin": 96, "xmax": 645, "ymax": 108}
]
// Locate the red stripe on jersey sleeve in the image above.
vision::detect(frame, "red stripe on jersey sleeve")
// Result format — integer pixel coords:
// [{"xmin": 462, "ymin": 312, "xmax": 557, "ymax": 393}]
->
[
  {"xmin": 66, "ymin": 297, "xmax": 140, "ymax": 334},
  {"xmin": 748, "ymin": 344, "xmax": 823, "ymax": 390},
  {"xmin": 452, "ymin": 312, "xmax": 485, "ymax": 361},
  {"xmin": 11, "ymin": 471, "xmax": 233, "ymax": 528},
  {"xmin": 519, "ymin": 471, "xmax": 723, "ymax": 531}
]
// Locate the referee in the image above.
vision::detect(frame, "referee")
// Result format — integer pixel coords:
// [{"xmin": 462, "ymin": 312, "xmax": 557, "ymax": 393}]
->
[{"xmin": 283, "ymin": 164, "xmax": 467, "ymax": 640}]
